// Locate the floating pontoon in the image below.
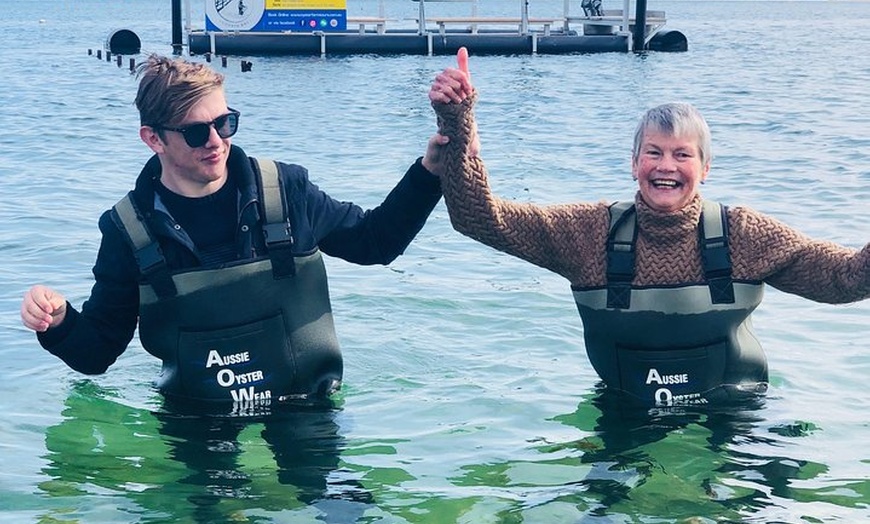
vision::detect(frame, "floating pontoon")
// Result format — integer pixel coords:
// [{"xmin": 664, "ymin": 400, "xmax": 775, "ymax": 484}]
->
[{"xmin": 176, "ymin": 0, "xmax": 687, "ymax": 57}]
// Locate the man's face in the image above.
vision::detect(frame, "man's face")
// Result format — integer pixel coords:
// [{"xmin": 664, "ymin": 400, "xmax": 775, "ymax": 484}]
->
[
  {"xmin": 632, "ymin": 129, "xmax": 710, "ymax": 213},
  {"xmin": 140, "ymin": 89, "xmax": 233, "ymax": 197}
]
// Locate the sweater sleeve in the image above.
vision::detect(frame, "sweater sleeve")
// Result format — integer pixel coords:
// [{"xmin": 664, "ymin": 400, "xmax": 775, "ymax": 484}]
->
[
  {"xmin": 729, "ymin": 206, "xmax": 870, "ymax": 304},
  {"xmin": 432, "ymin": 93, "xmax": 609, "ymax": 284},
  {"xmin": 37, "ymin": 210, "xmax": 140, "ymax": 374}
]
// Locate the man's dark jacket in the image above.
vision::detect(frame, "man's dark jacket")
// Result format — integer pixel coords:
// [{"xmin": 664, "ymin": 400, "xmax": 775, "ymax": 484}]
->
[{"xmin": 38, "ymin": 145, "xmax": 442, "ymax": 373}]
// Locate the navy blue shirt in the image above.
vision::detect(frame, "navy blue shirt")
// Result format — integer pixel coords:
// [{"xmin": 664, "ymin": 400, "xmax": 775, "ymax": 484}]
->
[
  {"xmin": 39, "ymin": 145, "xmax": 442, "ymax": 374},
  {"xmin": 154, "ymin": 171, "xmax": 238, "ymax": 265}
]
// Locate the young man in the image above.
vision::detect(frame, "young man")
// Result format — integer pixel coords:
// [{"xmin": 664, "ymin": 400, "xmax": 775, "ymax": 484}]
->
[{"xmin": 21, "ymin": 54, "xmax": 447, "ymax": 410}]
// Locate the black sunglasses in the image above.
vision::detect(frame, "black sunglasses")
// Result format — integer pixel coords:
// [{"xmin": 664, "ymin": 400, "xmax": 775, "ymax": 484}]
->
[{"xmin": 155, "ymin": 108, "xmax": 241, "ymax": 148}]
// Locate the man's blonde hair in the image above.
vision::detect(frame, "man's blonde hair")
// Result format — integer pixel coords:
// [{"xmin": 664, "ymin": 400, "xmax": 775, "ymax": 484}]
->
[{"xmin": 134, "ymin": 54, "xmax": 225, "ymax": 128}]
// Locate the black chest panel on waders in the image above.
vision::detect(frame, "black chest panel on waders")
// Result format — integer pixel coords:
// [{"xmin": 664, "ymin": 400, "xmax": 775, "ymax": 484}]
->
[
  {"xmin": 113, "ymin": 158, "xmax": 342, "ymax": 410},
  {"xmin": 572, "ymin": 200, "xmax": 768, "ymax": 406}
]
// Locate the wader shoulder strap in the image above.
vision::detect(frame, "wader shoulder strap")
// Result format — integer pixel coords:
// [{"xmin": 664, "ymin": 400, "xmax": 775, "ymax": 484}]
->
[
  {"xmin": 606, "ymin": 202, "xmax": 637, "ymax": 309},
  {"xmin": 604, "ymin": 200, "xmax": 735, "ymax": 309},
  {"xmin": 252, "ymin": 157, "xmax": 296, "ymax": 278},
  {"xmin": 700, "ymin": 200, "xmax": 734, "ymax": 304},
  {"xmin": 113, "ymin": 193, "xmax": 177, "ymax": 298}
]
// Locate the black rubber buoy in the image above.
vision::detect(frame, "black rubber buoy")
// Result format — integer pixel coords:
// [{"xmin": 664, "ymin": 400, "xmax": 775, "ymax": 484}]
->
[
  {"xmin": 106, "ymin": 29, "xmax": 141, "ymax": 55},
  {"xmin": 647, "ymin": 30, "xmax": 688, "ymax": 52}
]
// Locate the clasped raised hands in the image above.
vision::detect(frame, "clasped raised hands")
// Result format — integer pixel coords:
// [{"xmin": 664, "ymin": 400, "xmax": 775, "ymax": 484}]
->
[
  {"xmin": 422, "ymin": 48, "xmax": 481, "ymax": 176},
  {"xmin": 429, "ymin": 47, "xmax": 474, "ymax": 105}
]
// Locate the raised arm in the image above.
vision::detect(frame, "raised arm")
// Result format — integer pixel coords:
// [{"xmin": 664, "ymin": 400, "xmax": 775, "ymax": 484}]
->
[{"xmin": 427, "ymin": 49, "xmax": 606, "ymax": 281}]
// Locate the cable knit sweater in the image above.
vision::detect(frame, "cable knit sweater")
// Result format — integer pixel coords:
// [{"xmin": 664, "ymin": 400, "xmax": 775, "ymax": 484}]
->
[{"xmin": 434, "ymin": 93, "xmax": 870, "ymax": 304}]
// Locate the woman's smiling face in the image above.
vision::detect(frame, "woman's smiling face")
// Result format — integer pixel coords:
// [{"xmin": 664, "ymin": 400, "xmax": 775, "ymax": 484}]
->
[{"xmin": 632, "ymin": 129, "xmax": 710, "ymax": 213}]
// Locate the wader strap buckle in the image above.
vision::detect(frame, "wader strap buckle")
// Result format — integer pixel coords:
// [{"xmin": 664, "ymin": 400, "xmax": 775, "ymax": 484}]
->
[
  {"xmin": 701, "ymin": 201, "xmax": 735, "ymax": 304},
  {"xmin": 263, "ymin": 222, "xmax": 293, "ymax": 245},
  {"xmin": 606, "ymin": 244, "xmax": 635, "ymax": 309},
  {"xmin": 605, "ymin": 202, "xmax": 637, "ymax": 309},
  {"xmin": 114, "ymin": 193, "xmax": 178, "ymax": 298},
  {"xmin": 135, "ymin": 241, "xmax": 163, "ymax": 274},
  {"xmin": 136, "ymin": 244, "xmax": 177, "ymax": 298},
  {"xmin": 263, "ymin": 221, "xmax": 296, "ymax": 278},
  {"xmin": 255, "ymin": 157, "xmax": 296, "ymax": 279}
]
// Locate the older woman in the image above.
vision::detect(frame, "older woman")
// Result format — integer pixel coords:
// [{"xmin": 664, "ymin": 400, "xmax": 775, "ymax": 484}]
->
[{"xmin": 426, "ymin": 49, "xmax": 869, "ymax": 406}]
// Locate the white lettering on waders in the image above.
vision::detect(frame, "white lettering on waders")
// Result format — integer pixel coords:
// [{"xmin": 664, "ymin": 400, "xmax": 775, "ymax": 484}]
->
[
  {"xmin": 216, "ymin": 368, "xmax": 235, "ymax": 387},
  {"xmin": 204, "ymin": 348, "xmax": 269, "ymax": 404},
  {"xmin": 216, "ymin": 369, "xmax": 264, "ymax": 387},
  {"xmin": 645, "ymin": 368, "xmax": 689, "ymax": 385},
  {"xmin": 206, "ymin": 349, "xmax": 251, "ymax": 368},
  {"xmin": 655, "ymin": 387, "xmax": 673, "ymax": 406},
  {"xmin": 231, "ymin": 394, "xmax": 273, "ymax": 415},
  {"xmin": 231, "ymin": 387, "xmax": 272, "ymax": 402},
  {"xmin": 647, "ymin": 368, "xmax": 690, "ymax": 407}
]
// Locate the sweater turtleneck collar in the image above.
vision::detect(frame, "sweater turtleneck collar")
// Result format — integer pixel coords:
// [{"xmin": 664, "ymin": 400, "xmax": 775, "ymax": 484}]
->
[{"xmin": 634, "ymin": 192, "xmax": 703, "ymax": 245}]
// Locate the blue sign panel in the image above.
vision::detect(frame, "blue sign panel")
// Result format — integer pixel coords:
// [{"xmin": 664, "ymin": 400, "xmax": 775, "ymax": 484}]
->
[{"xmin": 205, "ymin": 0, "xmax": 347, "ymax": 32}]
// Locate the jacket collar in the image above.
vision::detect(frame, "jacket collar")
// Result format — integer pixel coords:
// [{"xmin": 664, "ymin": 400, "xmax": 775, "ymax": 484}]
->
[
  {"xmin": 131, "ymin": 144, "xmax": 258, "ymax": 214},
  {"xmin": 128, "ymin": 145, "xmax": 266, "ymax": 259}
]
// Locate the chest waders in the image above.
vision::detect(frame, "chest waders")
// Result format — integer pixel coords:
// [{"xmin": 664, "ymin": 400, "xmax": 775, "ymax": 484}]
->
[
  {"xmin": 572, "ymin": 200, "xmax": 768, "ymax": 406},
  {"xmin": 113, "ymin": 158, "xmax": 342, "ymax": 409}
]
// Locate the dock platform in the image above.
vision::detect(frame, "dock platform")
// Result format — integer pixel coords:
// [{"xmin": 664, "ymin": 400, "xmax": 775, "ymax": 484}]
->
[{"xmin": 182, "ymin": 0, "xmax": 687, "ymax": 57}]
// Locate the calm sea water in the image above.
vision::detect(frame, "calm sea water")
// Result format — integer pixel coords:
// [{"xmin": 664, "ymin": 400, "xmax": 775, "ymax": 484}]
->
[{"xmin": 1, "ymin": 1, "xmax": 868, "ymax": 523}]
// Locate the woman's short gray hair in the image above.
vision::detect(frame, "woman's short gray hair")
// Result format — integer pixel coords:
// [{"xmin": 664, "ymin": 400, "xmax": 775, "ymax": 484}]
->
[{"xmin": 632, "ymin": 102, "xmax": 712, "ymax": 165}]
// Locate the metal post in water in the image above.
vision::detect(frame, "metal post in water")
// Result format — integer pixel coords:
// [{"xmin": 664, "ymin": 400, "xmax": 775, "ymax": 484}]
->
[
  {"xmin": 563, "ymin": 0, "xmax": 570, "ymax": 32},
  {"xmin": 633, "ymin": 0, "xmax": 648, "ymax": 51},
  {"xmin": 418, "ymin": 0, "xmax": 426, "ymax": 35},
  {"xmin": 184, "ymin": 0, "xmax": 192, "ymax": 35},
  {"xmin": 520, "ymin": 0, "xmax": 529, "ymax": 35},
  {"xmin": 172, "ymin": 0, "xmax": 183, "ymax": 55}
]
